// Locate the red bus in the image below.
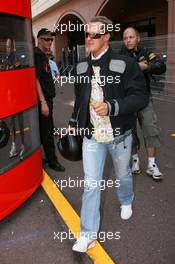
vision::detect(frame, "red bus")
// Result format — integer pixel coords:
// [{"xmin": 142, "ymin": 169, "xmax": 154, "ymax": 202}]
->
[{"xmin": 0, "ymin": 0, "xmax": 43, "ymax": 220}]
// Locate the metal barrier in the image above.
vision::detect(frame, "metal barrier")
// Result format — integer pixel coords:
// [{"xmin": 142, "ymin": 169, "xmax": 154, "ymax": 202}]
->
[{"xmin": 59, "ymin": 46, "xmax": 76, "ymax": 76}]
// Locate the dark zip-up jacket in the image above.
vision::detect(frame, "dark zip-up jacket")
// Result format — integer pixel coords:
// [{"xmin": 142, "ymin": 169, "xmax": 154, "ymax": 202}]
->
[
  {"xmin": 34, "ymin": 47, "xmax": 56, "ymax": 99},
  {"xmin": 120, "ymin": 46, "xmax": 166, "ymax": 93},
  {"xmin": 69, "ymin": 47, "xmax": 149, "ymax": 137}
]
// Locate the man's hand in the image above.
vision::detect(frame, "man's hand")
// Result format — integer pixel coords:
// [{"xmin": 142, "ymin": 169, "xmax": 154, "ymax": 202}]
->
[
  {"xmin": 91, "ymin": 101, "xmax": 108, "ymax": 116},
  {"xmin": 138, "ymin": 61, "xmax": 148, "ymax": 71},
  {"xmin": 41, "ymin": 101, "xmax": 49, "ymax": 117}
]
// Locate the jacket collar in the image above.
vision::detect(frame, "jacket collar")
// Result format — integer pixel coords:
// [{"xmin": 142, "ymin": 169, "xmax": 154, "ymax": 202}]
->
[{"xmin": 89, "ymin": 46, "xmax": 113, "ymax": 67}]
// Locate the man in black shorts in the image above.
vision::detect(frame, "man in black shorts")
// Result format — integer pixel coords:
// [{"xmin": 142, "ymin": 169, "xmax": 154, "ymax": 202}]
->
[{"xmin": 120, "ymin": 27, "xmax": 166, "ymax": 180}]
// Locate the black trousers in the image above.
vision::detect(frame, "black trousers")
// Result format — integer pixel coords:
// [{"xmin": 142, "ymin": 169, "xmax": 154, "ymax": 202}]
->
[{"xmin": 38, "ymin": 99, "xmax": 57, "ymax": 163}]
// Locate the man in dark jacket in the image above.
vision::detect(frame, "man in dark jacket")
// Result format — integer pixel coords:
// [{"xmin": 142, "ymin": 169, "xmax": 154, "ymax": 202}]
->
[
  {"xmin": 34, "ymin": 28, "xmax": 65, "ymax": 172},
  {"xmin": 120, "ymin": 27, "xmax": 166, "ymax": 180},
  {"xmin": 70, "ymin": 16, "xmax": 149, "ymax": 253}
]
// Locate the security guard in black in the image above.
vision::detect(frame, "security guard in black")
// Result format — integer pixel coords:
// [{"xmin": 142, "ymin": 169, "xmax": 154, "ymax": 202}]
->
[{"xmin": 34, "ymin": 28, "xmax": 65, "ymax": 172}]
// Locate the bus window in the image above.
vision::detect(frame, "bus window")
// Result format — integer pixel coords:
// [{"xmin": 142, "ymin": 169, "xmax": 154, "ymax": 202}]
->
[
  {"xmin": 0, "ymin": 106, "xmax": 40, "ymax": 175},
  {"xmin": 0, "ymin": 12, "xmax": 34, "ymax": 71}
]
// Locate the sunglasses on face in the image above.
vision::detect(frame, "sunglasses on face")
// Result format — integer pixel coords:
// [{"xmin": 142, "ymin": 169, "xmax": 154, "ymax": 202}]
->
[
  {"xmin": 85, "ymin": 32, "xmax": 107, "ymax": 39},
  {"xmin": 41, "ymin": 37, "xmax": 54, "ymax": 42}
]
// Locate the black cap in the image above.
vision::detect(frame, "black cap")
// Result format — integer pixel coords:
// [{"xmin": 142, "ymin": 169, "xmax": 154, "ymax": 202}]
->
[{"xmin": 37, "ymin": 28, "xmax": 56, "ymax": 38}]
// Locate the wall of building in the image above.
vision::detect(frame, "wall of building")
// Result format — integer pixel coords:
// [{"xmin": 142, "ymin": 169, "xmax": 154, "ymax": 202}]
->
[
  {"xmin": 32, "ymin": 0, "xmax": 107, "ymax": 61},
  {"xmin": 32, "ymin": 0, "xmax": 106, "ymax": 35},
  {"xmin": 32, "ymin": 0, "xmax": 175, "ymax": 96}
]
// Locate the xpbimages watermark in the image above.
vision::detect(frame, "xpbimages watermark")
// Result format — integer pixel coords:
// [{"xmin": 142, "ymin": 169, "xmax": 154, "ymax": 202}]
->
[
  {"xmin": 53, "ymin": 230, "xmax": 121, "ymax": 243},
  {"xmin": 54, "ymin": 127, "xmax": 121, "ymax": 138},
  {"xmin": 55, "ymin": 74, "xmax": 121, "ymax": 86},
  {"xmin": 53, "ymin": 21, "xmax": 121, "ymax": 35},
  {"xmin": 54, "ymin": 177, "xmax": 120, "ymax": 191}
]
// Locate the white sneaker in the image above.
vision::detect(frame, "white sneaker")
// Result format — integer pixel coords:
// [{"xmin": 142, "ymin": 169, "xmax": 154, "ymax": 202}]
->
[
  {"xmin": 9, "ymin": 142, "xmax": 18, "ymax": 158},
  {"xmin": 146, "ymin": 163, "xmax": 163, "ymax": 180},
  {"xmin": 132, "ymin": 159, "xmax": 141, "ymax": 174},
  {"xmin": 120, "ymin": 204, "xmax": 132, "ymax": 220},
  {"xmin": 72, "ymin": 237, "xmax": 96, "ymax": 253}
]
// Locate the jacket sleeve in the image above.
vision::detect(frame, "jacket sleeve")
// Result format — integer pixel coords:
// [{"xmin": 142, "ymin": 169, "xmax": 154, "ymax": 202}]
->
[
  {"xmin": 139, "ymin": 48, "xmax": 166, "ymax": 75},
  {"xmin": 147, "ymin": 52, "xmax": 166, "ymax": 75},
  {"xmin": 115, "ymin": 59, "xmax": 149, "ymax": 116}
]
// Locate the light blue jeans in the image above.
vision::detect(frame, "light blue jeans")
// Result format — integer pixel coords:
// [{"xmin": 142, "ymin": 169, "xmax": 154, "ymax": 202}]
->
[{"xmin": 80, "ymin": 134, "xmax": 134, "ymax": 239}]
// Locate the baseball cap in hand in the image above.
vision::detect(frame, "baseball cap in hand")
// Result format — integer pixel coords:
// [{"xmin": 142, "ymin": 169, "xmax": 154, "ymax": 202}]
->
[{"xmin": 37, "ymin": 28, "xmax": 56, "ymax": 38}]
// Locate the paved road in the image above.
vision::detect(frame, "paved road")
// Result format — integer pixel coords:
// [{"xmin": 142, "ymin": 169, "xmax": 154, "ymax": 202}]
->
[{"xmin": 1, "ymin": 83, "xmax": 175, "ymax": 264}]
